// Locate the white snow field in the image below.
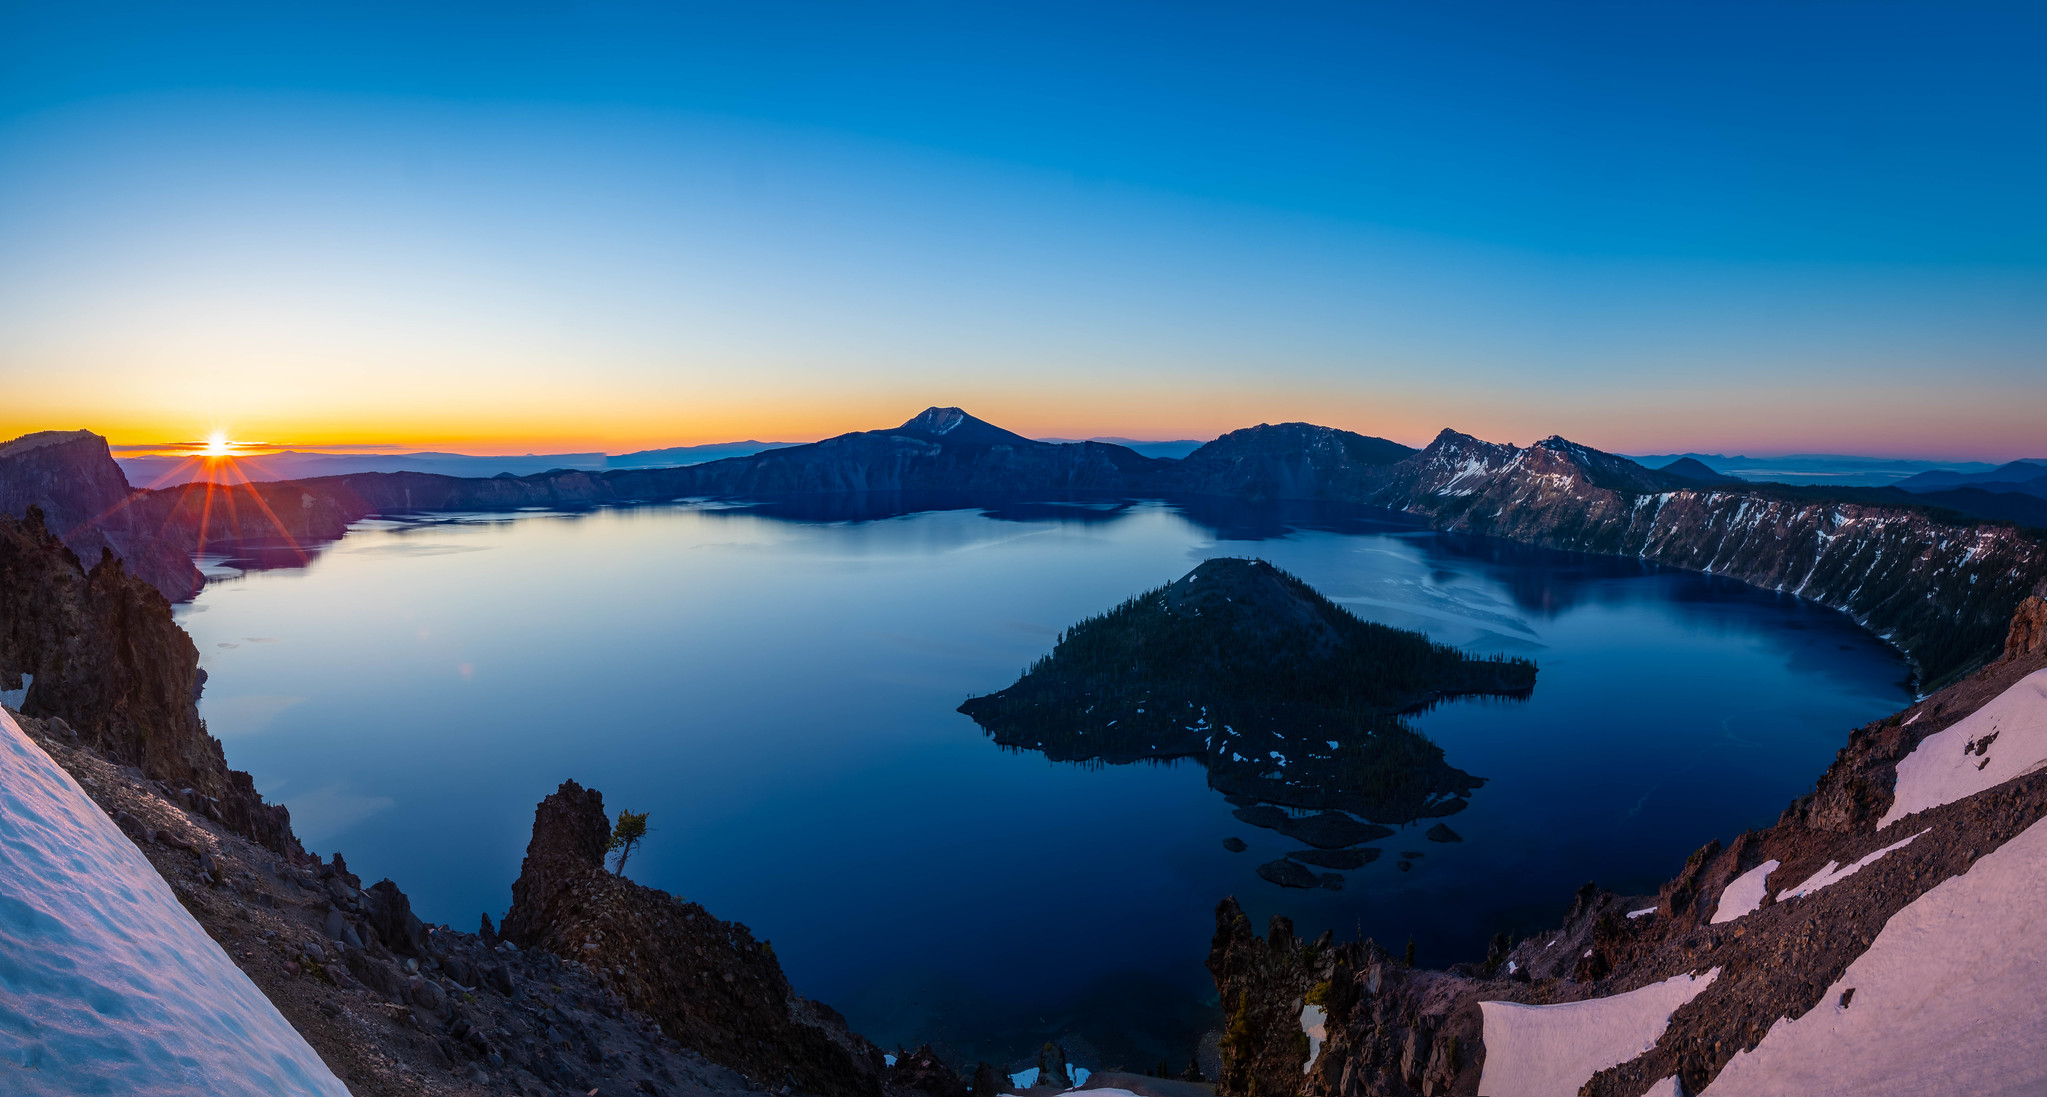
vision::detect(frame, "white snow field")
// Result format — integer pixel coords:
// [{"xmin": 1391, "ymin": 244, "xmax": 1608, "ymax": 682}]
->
[
  {"xmin": 1300, "ymin": 1003, "xmax": 1327, "ymax": 1073},
  {"xmin": 1701, "ymin": 812, "xmax": 2047, "ymax": 1096},
  {"xmin": 0, "ymin": 709, "xmax": 348, "ymax": 1096},
  {"xmin": 1775, "ymin": 829, "xmax": 1927, "ymax": 903},
  {"xmin": 1708, "ymin": 860, "xmax": 1779, "ymax": 924},
  {"xmin": 1880, "ymin": 668, "xmax": 2047, "ymax": 829},
  {"xmin": 1476, "ymin": 968, "xmax": 1719, "ymax": 1097}
]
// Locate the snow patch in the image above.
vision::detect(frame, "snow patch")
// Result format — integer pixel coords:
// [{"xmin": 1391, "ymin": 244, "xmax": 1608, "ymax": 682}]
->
[
  {"xmin": 1627, "ymin": 907, "xmax": 1658, "ymax": 920},
  {"xmin": 1710, "ymin": 860, "xmax": 1781, "ymax": 924},
  {"xmin": 1879, "ymin": 669, "xmax": 2047, "ymax": 829},
  {"xmin": 1776, "ymin": 830, "xmax": 1929, "ymax": 903},
  {"xmin": 1477, "ymin": 969, "xmax": 1719, "ymax": 1097},
  {"xmin": 1644, "ymin": 1078, "xmax": 1686, "ymax": 1097},
  {"xmin": 885, "ymin": 1054, "xmax": 898, "ymax": 1067},
  {"xmin": 1700, "ymin": 814, "xmax": 2047, "ymax": 1096},
  {"xmin": 1301, "ymin": 1003, "xmax": 1327, "ymax": 1073},
  {"xmin": 0, "ymin": 710, "xmax": 349, "ymax": 1096},
  {"xmin": 0, "ymin": 672, "xmax": 29, "ymax": 710},
  {"xmin": 1005, "ymin": 1065, "xmax": 1088, "ymax": 1090}
]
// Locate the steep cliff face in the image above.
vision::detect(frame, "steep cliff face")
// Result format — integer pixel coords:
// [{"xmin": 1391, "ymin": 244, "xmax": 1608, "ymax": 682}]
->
[
  {"xmin": 0, "ymin": 430, "xmax": 203, "ymax": 600},
  {"xmin": 1210, "ymin": 594, "xmax": 2047, "ymax": 1097},
  {"xmin": 1358, "ymin": 431, "xmax": 2047, "ymax": 685},
  {"xmin": 501, "ymin": 781, "xmax": 898, "ymax": 1097},
  {"xmin": 0, "ymin": 508, "xmax": 297, "ymax": 854}
]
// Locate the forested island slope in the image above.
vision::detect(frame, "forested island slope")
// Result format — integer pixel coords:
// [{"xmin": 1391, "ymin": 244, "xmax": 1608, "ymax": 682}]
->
[{"xmin": 960, "ymin": 558, "xmax": 1532, "ymax": 828}]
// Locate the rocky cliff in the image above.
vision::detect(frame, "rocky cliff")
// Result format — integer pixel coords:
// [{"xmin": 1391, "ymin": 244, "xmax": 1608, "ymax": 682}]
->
[
  {"xmin": 1355, "ymin": 431, "xmax": 2047, "ymax": 686},
  {"xmin": 0, "ymin": 430, "xmax": 204, "ymax": 599},
  {"xmin": 1208, "ymin": 587, "xmax": 2047, "ymax": 1097},
  {"xmin": 0, "ymin": 506, "xmax": 296, "ymax": 853},
  {"xmin": 501, "ymin": 780, "xmax": 899, "ymax": 1097}
]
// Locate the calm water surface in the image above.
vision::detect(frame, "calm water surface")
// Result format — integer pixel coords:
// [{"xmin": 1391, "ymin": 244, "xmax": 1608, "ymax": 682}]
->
[{"xmin": 177, "ymin": 500, "xmax": 1910, "ymax": 1065}]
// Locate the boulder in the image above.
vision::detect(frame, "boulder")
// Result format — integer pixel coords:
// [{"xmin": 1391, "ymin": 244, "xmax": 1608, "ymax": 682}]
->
[
  {"xmin": 890, "ymin": 1044, "xmax": 967, "ymax": 1097},
  {"xmin": 365, "ymin": 878, "xmax": 428, "ymax": 956}
]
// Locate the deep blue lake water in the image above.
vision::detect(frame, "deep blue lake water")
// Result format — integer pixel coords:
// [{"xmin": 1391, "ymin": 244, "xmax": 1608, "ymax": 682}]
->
[{"xmin": 176, "ymin": 498, "xmax": 1911, "ymax": 1066}]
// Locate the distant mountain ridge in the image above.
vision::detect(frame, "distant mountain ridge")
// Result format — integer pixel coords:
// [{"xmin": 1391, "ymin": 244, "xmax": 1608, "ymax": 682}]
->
[
  {"xmin": 6, "ymin": 407, "xmax": 2044, "ymax": 683},
  {"xmin": 116, "ymin": 441, "xmax": 808, "ymax": 486},
  {"xmin": 1656, "ymin": 457, "xmax": 1745, "ymax": 485},
  {"xmin": 1894, "ymin": 459, "xmax": 2047, "ymax": 497},
  {"xmin": 1633, "ymin": 452, "xmax": 2017, "ymax": 487}
]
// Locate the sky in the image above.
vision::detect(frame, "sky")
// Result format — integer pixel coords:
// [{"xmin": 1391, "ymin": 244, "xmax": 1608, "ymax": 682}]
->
[{"xmin": 1, "ymin": 2, "xmax": 2042, "ymax": 459}]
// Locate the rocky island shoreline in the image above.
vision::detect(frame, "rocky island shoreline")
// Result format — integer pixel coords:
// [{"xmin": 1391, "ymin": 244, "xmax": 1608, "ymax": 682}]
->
[{"xmin": 961, "ymin": 558, "xmax": 1533, "ymax": 890}]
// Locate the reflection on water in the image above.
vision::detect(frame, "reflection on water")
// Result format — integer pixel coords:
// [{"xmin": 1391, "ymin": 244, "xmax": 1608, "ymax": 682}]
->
[{"xmin": 177, "ymin": 498, "xmax": 1910, "ymax": 1069}]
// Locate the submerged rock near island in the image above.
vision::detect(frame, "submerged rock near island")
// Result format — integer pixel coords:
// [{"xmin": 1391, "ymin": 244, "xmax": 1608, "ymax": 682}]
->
[{"xmin": 959, "ymin": 558, "xmax": 1535, "ymax": 867}]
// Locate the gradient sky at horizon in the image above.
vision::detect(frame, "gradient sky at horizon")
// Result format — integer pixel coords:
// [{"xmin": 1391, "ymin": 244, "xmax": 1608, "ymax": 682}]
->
[{"xmin": 2, "ymin": 2, "xmax": 2042, "ymax": 459}]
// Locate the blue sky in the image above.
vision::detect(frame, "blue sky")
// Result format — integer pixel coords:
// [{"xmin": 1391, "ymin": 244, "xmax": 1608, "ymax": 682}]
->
[{"xmin": 1, "ymin": 2, "xmax": 2042, "ymax": 456}]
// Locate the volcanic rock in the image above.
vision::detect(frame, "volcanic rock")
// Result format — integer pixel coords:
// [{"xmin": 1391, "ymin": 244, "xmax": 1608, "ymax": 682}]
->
[{"xmin": 502, "ymin": 780, "xmax": 891, "ymax": 1097}]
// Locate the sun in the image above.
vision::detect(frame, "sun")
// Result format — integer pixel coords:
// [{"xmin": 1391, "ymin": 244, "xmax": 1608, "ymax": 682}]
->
[{"xmin": 201, "ymin": 430, "xmax": 235, "ymax": 458}]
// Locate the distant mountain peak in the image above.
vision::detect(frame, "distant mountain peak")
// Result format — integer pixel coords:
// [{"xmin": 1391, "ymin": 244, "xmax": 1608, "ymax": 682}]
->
[
  {"xmin": 902, "ymin": 406, "xmax": 971, "ymax": 435},
  {"xmin": 1659, "ymin": 457, "xmax": 1744, "ymax": 485},
  {"xmin": 893, "ymin": 407, "xmax": 1040, "ymax": 447}
]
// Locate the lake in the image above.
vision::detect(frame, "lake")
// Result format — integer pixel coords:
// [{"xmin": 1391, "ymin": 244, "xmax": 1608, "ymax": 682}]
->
[{"xmin": 176, "ymin": 497, "xmax": 1911, "ymax": 1069}]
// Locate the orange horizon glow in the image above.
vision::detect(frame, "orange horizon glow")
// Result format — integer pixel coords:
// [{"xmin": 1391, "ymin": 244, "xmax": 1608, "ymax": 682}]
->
[{"xmin": 7, "ymin": 380, "xmax": 2045, "ymax": 465}]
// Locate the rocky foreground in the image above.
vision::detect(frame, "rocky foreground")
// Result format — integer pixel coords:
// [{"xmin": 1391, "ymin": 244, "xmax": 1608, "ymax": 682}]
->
[
  {"xmin": 7, "ymin": 702, "xmax": 996, "ymax": 1097},
  {"xmin": 1208, "ymin": 591, "xmax": 2047, "ymax": 1097},
  {"xmin": 0, "ymin": 499, "xmax": 975, "ymax": 1096}
]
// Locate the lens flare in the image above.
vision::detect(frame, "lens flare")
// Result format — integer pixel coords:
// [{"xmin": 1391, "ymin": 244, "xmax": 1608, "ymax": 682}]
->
[{"xmin": 202, "ymin": 431, "xmax": 234, "ymax": 458}]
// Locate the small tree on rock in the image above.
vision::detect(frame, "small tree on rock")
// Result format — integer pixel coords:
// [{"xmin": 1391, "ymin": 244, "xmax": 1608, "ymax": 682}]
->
[{"xmin": 608, "ymin": 809, "xmax": 650, "ymax": 876}]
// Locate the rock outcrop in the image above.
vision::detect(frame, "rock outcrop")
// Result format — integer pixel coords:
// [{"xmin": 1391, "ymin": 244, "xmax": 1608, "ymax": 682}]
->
[
  {"xmin": 1207, "ymin": 594, "xmax": 2047, "ymax": 1097},
  {"xmin": 0, "ymin": 430, "xmax": 203, "ymax": 599},
  {"xmin": 0, "ymin": 507, "xmax": 297, "ymax": 853},
  {"xmin": 501, "ymin": 780, "xmax": 900, "ymax": 1097},
  {"xmin": 2005, "ymin": 591, "xmax": 2047, "ymax": 662},
  {"xmin": 13, "ymin": 711, "xmax": 766, "ymax": 1097}
]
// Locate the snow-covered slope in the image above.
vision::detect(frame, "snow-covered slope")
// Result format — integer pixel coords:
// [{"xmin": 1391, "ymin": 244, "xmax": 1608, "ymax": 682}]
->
[
  {"xmin": 0, "ymin": 708, "xmax": 348, "ymax": 1096},
  {"xmin": 1700, "ymin": 813, "xmax": 2047, "ymax": 1096},
  {"xmin": 1880, "ymin": 668, "xmax": 2047, "ymax": 828},
  {"xmin": 1476, "ymin": 969, "xmax": 1719, "ymax": 1097}
]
